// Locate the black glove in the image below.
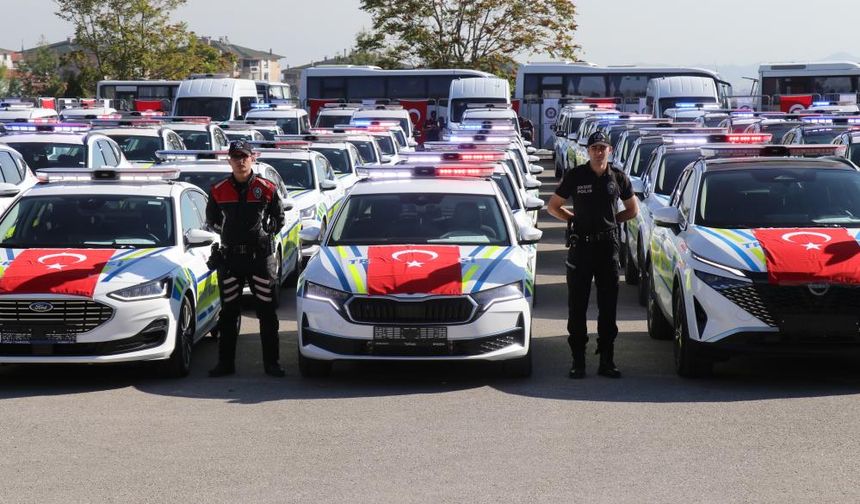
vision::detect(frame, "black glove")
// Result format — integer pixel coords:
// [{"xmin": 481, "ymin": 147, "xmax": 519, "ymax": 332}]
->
[{"xmin": 206, "ymin": 243, "xmax": 224, "ymax": 271}]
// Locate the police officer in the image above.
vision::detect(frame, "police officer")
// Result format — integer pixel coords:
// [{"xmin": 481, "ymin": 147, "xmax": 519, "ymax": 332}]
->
[
  {"xmin": 206, "ymin": 140, "xmax": 287, "ymax": 377},
  {"xmin": 547, "ymin": 131, "xmax": 638, "ymax": 379}
]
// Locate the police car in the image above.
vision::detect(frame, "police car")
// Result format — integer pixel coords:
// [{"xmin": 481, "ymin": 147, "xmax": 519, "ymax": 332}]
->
[
  {"xmin": 831, "ymin": 129, "xmax": 860, "ymax": 165},
  {"xmin": 277, "ymin": 134, "xmax": 362, "ymax": 189},
  {"xmin": 220, "ymin": 120, "xmax": 282, "ymax": 140},
  {"xmin": 296, "ymin": 163, "xmax": 542, "ymax": 377},
  {"xmin": 91, "ymin": 119, "xmax": 186, "ymax": 167},
  {"xmin": 0, "ymin": 123, "xmax": 131, "ymax": 170},
  {"xmin": 160, "ymin": 117, "xmax": 230, "ymax": 151},
  {"xmin": 779, "ymin": 121, "xmax": 853, "ymax": 145},
  {"xmin": 222, "ymin": 127, "xmax": 265, "ymax": 143},
  {"xmin": 244, "ymin": 103, "xmax": 310, "ymax": 135},
  {"xmin": 343, "ymin": 124, "xmax": 403, "ymax": 164},
  {"xmin": 57, "ymin": 101, "xmax": 119, "ymax": 122},
  {"xmin": 351, "ymin": 105, "xmax": 416, "ymax": 142},
  {"xmin": 0, "ymin": 101, "xmax": 59, "ymax": 123},
  {"xmin": 157, "ymin": 150, "xmax": 302, "ymax": 286},
  {"xmin": 315, "ymin": 103, "xmax": 360, "ymax": 129},
  {"xmin": 251, "ymin": 142, "xmax": 345, "ymax": 261},
  {"xmin": 0, "ymin": 167, "xmax": 222, "ymax": 377},
  {"xmin": 645, "ymin": 144, "xmax": 860, "ymax": 376},
  {"xmin": 0, "ymin": 144, "xmax": 38, "ymax": 214}
]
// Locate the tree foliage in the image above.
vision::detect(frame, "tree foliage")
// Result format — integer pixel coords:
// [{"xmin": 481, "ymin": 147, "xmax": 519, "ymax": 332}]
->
[
  {"xmin": 54, "ymin": 0, "xmax": 233, "ymax": 88},
  {"xmin": 16, "ymin": 39, "xmax": 67, "ymax": 97},
  {"xmin": 356, "ymin": 0, "xmax": 579, "ymax": 78}
]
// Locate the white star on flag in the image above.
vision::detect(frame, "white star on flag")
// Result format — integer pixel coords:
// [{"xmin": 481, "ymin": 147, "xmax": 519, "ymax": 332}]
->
[
  {"xmin": 804, "ymin": 242, "xmax": 822, "ymax": 250},
  {"xmin": 406, "ymin": 260, "xmax": 423, "ymax": 268}
]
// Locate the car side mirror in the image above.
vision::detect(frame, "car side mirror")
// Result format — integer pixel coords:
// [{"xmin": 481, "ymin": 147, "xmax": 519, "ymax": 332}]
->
[
  {"xmin": 380, "ymin": 155, "xmax": 392, "ymax": 163},
  {"xmin": 524, "ymin": 178, "xmax": 542, "ymax": 190},
  {"xmin": 524, "ymin": 196, "xmax": 544, "ymax": 212},
  {"xmin": 631, "ymin": 179, "xmax": 645, "ymax": 198},
  {"xmin": 0, "ymin": 183, "xmax": 21, "ymax": 198},
  {"xmin": 526, "ymin": 146, "xmax": 537, "ymax": 155},
  {"xmin": 283, "ymin": 196, "xmax": 295, "ymax": 211},
  {"xmin": 528, "ymin": 155, "xmax": 540, "ymax": 163},
  {"xmin": 523, "ymin": 140, "xmax": 532, "ymax": 147},
  {"xmin": 529, "ymin": 164, "xmax": 544, "ymax": 175},
  {"xmin": 319, "ymin": 179, "xmax": 338, "ymax": 191},
  {"xmin": 567, "ymin": 133, "xmax": 577, "ymax": 141},
  {"xmin": 653, "ymin": 206, "xmax": 682, "ymax": 228},
  {"xmin": 518, "ymin": 225, "xmax": 543, "ymax": 245},
  {"xmin": 185, "ymin": 228, "xmax": 218, "ymax": 248},
  {"xmin": 299, "ymin": 225, "xmax": 322, "ymax": 245}
]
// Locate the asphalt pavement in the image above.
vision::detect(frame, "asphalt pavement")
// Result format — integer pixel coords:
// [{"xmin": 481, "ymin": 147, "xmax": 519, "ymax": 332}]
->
[{"xmin": 1, "ymin": 161, "xmax": 859, "ymax": 503}]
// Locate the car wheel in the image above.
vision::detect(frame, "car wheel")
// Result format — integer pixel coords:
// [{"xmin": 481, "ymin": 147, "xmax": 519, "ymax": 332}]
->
[
  {"xmin": 624, "ymin": 242, "xmax": 638, "ymax": 285},
  {"xmin": 158, "ymin": 296, "xmax": 194, "ymax": 378},
  {"xmin": 647, "ymin": 272, "xmax": 672, "ymax": 340},
  {"xmin": 637, "ymin": 253, "xmax": 649, "ymax": 306},
  {"xmin": 673, "ymin": 288, "xmax": 713, "ymax": 378},
  {"xmin": 297, "ymin": 340, "xmax": 332, "ymax": 378}
]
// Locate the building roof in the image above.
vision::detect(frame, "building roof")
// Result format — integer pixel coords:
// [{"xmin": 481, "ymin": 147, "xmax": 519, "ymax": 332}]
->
[
  {"xmin": 203, "ymin": 38, "xmax": 284, "ymax": 61},
  {"xmin": 21, "ymin": 40, "xmax": 81, "ymax": 56}
]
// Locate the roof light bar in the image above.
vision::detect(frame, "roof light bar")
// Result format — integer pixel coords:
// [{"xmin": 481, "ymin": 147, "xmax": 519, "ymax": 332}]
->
[
  {"xmin": 640, "ymin": 127, "xmax": 727, "ymax": 136},
  {"xmin": 356, "ymin": 164, "xmax": 496, "ymax": 178},
  {"xmin": 2, "ymin": 122, "xmax": 91, "ymax": 133},
  {"xmin": 91, "ymin": 119, "xmax": 163, "ymax": 128},
  {"xmin": 401, "ymin": 151, "xmax": 506, "ymax": 163},
  {"xmin": 155, "ymin": 150, "xmax": 229, "ymax": 161},
  {"xmin": 422, "ymin": 141, "xmax": 510, "ymax": 152},
  {"xmin": 160, "ymin": 116, "xmax": 211, "ymax": 124},
  {"xmin": 251, "ymin": 140, "xmax": 310, "ymax": 150},
  {"xmin": 700, "ymin": 144, "xmax": 846, "ymax": 159},
  {"xmin": 277, "ymin": 133, "xmax": 351, "ymax": 143},
  {"xmin": 36, "ymin": 167, "xmax": 180, "ymax": 183}
]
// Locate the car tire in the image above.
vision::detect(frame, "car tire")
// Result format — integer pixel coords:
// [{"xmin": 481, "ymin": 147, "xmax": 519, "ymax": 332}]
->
[
  {"xmin": 624, "ymin": 242, "xmax": 638, "ymax": 285},
  {"xmin": 502, "ymin": 351, "xmax": 532, "ymax": 378},
  {"xmin": 297, "ymin": 341, "xmax": 332, "ymax": 378},
  {"xmin": 673, "ymin": 289, "xmax": 713, "ymax": 378},
  {"xmin": 157, "ymin": 296, "xmax": 194, "ymax": 378},
  {"xmin": 637, "ymin": 253, "xmax": 649, "ymax": 306},
  {"xmin": 647, "ymin": 272, "xmax": 672, "ymax": 340}
]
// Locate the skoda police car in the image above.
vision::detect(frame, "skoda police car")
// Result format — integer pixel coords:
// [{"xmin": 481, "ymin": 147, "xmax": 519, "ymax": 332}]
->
[
  {"xmin": 645, "ymin": 144, "xmax": 860, "ymax": 377},
  {"xmin": 296, "ymin": 163, "xmax": 542, "ymax": 378},
  {"xmin": 0, "ymin": 167, "xmax": 221, "ymax": 377}
]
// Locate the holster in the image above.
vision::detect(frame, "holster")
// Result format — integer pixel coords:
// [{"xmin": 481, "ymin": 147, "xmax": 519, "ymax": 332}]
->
[{"xmin": 565, "ymin": 219, "xmax": 578, "ymax": 248}]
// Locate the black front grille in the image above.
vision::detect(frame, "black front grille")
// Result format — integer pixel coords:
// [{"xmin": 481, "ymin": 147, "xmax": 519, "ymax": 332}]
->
[
  {"xmin": 0, "ymin": 299, "xmax": 114, "ymax": 333},
  {"xmin": 347, "ymin": 297, "xmax": 475, "ymax": 324},
  {"xmin": 0, "ymin": 318, "xmax": 168, "ymax": 356},
  {"xmin": 718, "ymin": 284, "xmax": 860, "ymax": 327}
]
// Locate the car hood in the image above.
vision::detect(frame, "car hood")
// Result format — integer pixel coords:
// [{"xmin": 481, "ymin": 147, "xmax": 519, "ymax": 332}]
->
[
  {"xmin": 305, "ymin": 244, "xmax": 528, "ymax": 295},
  {"xmin": 0, "ymin": 247, "xmax": 183, "ymax": 298}
]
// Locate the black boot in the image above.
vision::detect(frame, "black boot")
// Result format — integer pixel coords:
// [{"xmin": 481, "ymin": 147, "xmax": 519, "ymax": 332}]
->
[
  {"xmin": 568, "ymin": 349, "xmax": 586, "ymax": 379},
  {"xmin": 264, "ymin": 362, "xmax": 286, "ymax": 377},
  {"xmin": 597, "ymin": 341, "xmax": 621, "ymax": 378}
]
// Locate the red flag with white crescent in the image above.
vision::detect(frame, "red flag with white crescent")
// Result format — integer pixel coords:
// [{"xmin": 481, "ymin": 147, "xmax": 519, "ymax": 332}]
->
[
  {"xmin": 779, "ymin": 94, "xmax": 813, "ymax": 113},
  {"xmin": 0, "ymin": 249, "xmax": 115, "ymax": 297},
  {"xmin": 308, "ymin": 99, "xmax": 338, "ymax": 126},
  {"xmin": 753, "ymin": 228, "xmax": 860, "ymax": 285},
  {"xmin": 367, "ymin": 245, "xmax": 462, "ymax": 295},
  {"xmin": 399, "ymin": 99, "xmax": 428, "ymax": 144}
]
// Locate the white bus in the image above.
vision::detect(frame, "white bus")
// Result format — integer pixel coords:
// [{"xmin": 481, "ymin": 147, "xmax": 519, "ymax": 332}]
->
[
  {"xmin": 758, "ymin": 61, "xmax": 860, "ymax": 111},
  {"xmin": 299, "ymin": 65, "xmax": 493, "ymax": 124},
  {"xmin": 514, "ymin": 61, "xmax": 730, "ymax": 147}
]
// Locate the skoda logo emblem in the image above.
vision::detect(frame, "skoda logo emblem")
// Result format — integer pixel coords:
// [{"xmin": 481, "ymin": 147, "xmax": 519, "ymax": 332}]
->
[
  {"xmin": 807, "ymin": 284, "xmax": 830, "ymax": 297},
  {"xmin": 29, "ymin": 301, "xmax": 54, "ymax": 313}
]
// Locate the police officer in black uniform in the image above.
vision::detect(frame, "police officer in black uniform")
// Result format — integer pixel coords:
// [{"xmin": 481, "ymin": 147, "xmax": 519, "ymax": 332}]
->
[
  {"xmin": 206, "ymin": 140, "xmax": 287, "ymax": 377},
  {"xmin": 547, "ymin": 131, "xmax": 638, "ymax": 379}
]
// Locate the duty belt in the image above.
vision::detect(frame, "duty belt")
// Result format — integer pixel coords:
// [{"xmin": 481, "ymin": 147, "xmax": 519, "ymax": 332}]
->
[
  {"xmin": 224, "ymin": 244, "xmax": 258, "ymax": 254},
  {"xmin": 577, "ymin": 229, "xmax": 617, "ymax": 243}
]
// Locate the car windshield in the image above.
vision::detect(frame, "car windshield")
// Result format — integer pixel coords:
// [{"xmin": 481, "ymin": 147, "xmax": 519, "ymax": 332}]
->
[
  {"xmin": 174, "ymin": 98, "xmax": 232, "ymax": 122},
  {"xmin": 801, "ymin": 128, "xmax": 845, "ymax": 144},
  {"xmin": 329, "ymin": 193, "xmax": 510, "ymax": 246},
  {"xmin": 175, "ymin": 130, "xmax": 211, "ymax": 150},
  {"xmin": 348, "ymin": 140, "xmax": 378, "ymax": 163},
  {"xmin": 491, "ymin": 173, "xmax": 519, "ymax": 210},
  {"xmin": 654, "ymin": 152, "xmax": 699, "ymax": 195},
  {"xmin": 108, "ymin": 135, "xmax": 161, "ymax": 162},
  {"xmin": 316, "ymin": 114, "xmax": 351, "ymax": 128},
  {"xmin": 760, "ymin": 123, "xmax": 799, "ymax": 143},
  {"xmin": 696, "ymin": 168, "xmax": 860, "ymax": 228},
  {"xmin": 658, "ymin": 97, "xmax": 717, "ymax": 117},
  {"xmin": 5, "ymin": 142, "xmax": 85, "ymax": 169},
  {"xmin": 176, "ymin": 172, "xmax": 225, "ymax": 192},
  {"xmin": 374, "ymin": 135, "xmax": 396, "ymax": 156},
  {"xmin": 313, "ymin": 147, "xmax": 351, "ymax": 174},
  {"xmin": 258, "ymin": 158, "xmax": 314, "ymax": 190},
  {"xmin": 274, "ymin": 118, "xmax": 298, "ymax": 134},
  {"xmin": 225, "ymin": 131, "xmax": 257, "ymax": 142},
  {"xmin": 630, "ymin": 142, "xmax": 659, "ymax": 177},
  {"xmin": 391, "ymin": 129, "xmax": 407, "ymax": 147},
  {"xmin": 0, "ymin": 195, "xmax": 175, "ymax": 248},
  {"xmin": 450, "ymin": 98, "xmax": 508, "ymax": 123}
]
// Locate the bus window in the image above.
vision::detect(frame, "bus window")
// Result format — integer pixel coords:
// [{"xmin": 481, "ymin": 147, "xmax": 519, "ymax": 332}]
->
[
  {"xmin": 609, "ymin": 75, "xmax": 648, "ymax": 98},
  {"xmin": 575, "ymin": 75, "xmax": 606, "ymax": 97},
  {"xmin": 428, "ymin": 76, "xmax": 454, "ymax": 99},
  {"xmin": 813, "ymin": 76, "xmax": 854, "ymax": 94},
  {"xmin": 347, "ymin": 77, "xmax": 385, "ymax": 99},
  {"xmin": 321, "ymin": 77, "xmax": 345, "ymax": 99},
  {"xmin": 388, "ymin": 76, "xmax": 427, "ymax": 98},
  {"xmin": 542, "ymin": 75, "xmax": 563, "ymax": 98}
]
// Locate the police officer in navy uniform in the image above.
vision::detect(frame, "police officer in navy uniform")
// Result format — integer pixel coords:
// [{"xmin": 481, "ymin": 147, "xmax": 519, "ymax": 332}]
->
[
  {"xmin": 547, "ymin": 131, "xmax": 638, "ymax": 378},
  {"xmin": 206, "ymin": 140, "xmax": 287, "ymax": 377}
]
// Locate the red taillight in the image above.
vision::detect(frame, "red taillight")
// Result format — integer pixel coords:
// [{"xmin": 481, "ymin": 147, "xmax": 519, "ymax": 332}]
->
[
  {"xmin": 442, "ymin": 152, "xmax": 505, "ymax": 162},
  {"xmin": 725, "ymin": 133, "xmax": 773, "ymax": 144},
  {"xmin": 434, "ymin": 165, "xmax": 496, "ymax": 177}
]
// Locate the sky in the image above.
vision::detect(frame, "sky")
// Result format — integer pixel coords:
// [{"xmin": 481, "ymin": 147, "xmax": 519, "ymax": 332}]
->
[{"xmin": 3, "ymin": 0, "xmax": 860, "ymax": 70}]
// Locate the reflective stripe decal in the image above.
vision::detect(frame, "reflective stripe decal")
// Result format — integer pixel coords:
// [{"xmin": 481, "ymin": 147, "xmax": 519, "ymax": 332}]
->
[
  {"xmin": 321, "ymin": 247, "xmax": 351, "ymax": 292},
  {"xmin": 698, "ymin": 227, "xmax": 761, "ymax": 272},
  {"xmin": 473, "ymin": 247, "xmax": 514, "ymax": 291}
]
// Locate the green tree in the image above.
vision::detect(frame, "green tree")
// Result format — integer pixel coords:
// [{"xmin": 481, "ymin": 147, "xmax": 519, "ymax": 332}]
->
[
  {"xmin": 54, "ymin": 0, "xmax": 232, "ymax": 88},
  {"xmin": 356, "ymin": 0, "xmax": 579, "ymax": 79},
  {"xmin": 16, "ymin": 39, "xmax": 67, "ymax": 97}
]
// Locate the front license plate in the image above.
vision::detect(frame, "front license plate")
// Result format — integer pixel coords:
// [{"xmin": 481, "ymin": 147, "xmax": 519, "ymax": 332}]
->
[
  {"xmin": 373, "ymin": 326, "xmax": 448, "ymax": 347},
  {"xmin": 0, "ymin": 326, "xmax": 76, "ymax": 344},
  {"xmin": 780, "ymin": 315, "xmax": 859, "ymax": 336}
]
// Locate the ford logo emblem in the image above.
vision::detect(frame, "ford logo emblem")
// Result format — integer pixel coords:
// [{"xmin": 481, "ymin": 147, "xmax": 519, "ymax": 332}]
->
[{"xmin": 29, "ymin": 302, "xmax": 54, "ymax": 313}]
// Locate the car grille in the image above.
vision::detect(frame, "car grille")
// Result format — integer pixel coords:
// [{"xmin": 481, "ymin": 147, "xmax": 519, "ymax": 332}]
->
[
  {"xmin": 718, "ymin": 284, "xmax": 860, "ymax": 327},
  {"xmin": 347, "ymin": 297, "xmax": 475, "ymax": 324},
  {"xmin": 0, "ymin": 299, "xmax": 114, "ymax": 334}
]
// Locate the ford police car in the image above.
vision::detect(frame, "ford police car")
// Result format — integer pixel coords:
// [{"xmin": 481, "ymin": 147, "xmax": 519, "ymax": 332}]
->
[
  {"xmin": 645, "ymin": 144, "xmax": 860, "ymax": 377},
  {"xmin": 295, "ymin": 163, "xmax": 542, "ymax": 378},
  {"xmin": 0, "ymin": 167, "xmax": 221, "ymax": 377}
]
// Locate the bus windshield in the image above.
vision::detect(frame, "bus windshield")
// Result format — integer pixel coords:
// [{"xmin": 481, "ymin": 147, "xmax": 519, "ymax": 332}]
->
[{"xmin": 174, "ymin": 98, "xmax": 232, "ymax": 122}]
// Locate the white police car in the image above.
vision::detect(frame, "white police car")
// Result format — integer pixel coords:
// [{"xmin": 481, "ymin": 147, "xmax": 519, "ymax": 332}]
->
[
  {"xmin": 645, "ymin": 144, "xmax": 860, "ymax": 376},
  {"xmin": 296, "ymin": 164, "xmax": 541, "ymax": 378},
  {"xmin": 0, "ymin": 144, "xmax": 38, "ymax": 214},
  {"xmin": 245, "ymin": 104, "xmax": 310, "ymax": 135},
  {"xmin": 157, "ymin": 151, "xmax": 302, "ymax": 286},
  {"xmin": 0, "ymin": 122, "xmax": 132, "ymax": 170},
  {"xmin": 220, "ymin": 120, "xmax": 283, "ymax": 140},
  {"xmin": 0, "ymin": 101, "xmax": 58, "ymax": 123},
  {"xmin": 0, "ymin": 167, "xmax": 221, "ymax": 377},
  {"xmin": 91, "ymin": 119, "xmax": 186, "ymax": 167},
  {"xmin": 160, "ymin": 117, "xmax": 230, "ymax": 151},
  {"xmin": 277, "ymin": 133, "xmax": 362, "ymax": 190}
]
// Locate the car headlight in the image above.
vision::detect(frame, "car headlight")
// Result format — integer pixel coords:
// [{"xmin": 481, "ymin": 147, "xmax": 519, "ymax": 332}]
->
[
  {"xmin": 693, "ymin": 270, "xmax": 751, "ymax": 291},
  {"xmin": 300, "ymin": 206, "xmax": 317, "ymax": 220},
  {"xmin": 471, "ymin": 281, "xmax": 523, "ymax": 310},
  {"xmin": 691, "ymin": 251, "xmax": 749, "ymax": 279},
  {"xmin": 303, "ymin": 281, "xmax": 350, "ymax": 311},
  {"xmin": 108, "ymin": 278, "xmax": 171, "ymax": 301}
]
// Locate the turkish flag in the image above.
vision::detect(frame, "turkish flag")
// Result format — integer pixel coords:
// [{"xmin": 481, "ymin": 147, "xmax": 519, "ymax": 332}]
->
[
  {"xmin": 779, "ymin": 94, "xmax": 813, "ymax": 113},
  {"xmin": 753, "ymin": 228, "xmax": 860, "ymax": 285},
  {"xmin": 399, "ymin": 99, "xmax": 428, "ymax": 144},
  {"xmin": 511, "ymin": 99, "xmax": 521, "ymax": 115},
  {"xmin": 0, "ymin": 249, "xmax": 116, "ymax": 297},
  {"xmin": 134, "ymin": 99, "xmax": 164, "ymax": 112},
  {"xmin": 308, "ymin": 99, "xmax": 337, "ymax": 126},
  {"xmin": 367, "ymin": 245, "xmax": 462, "ymax": 295}
]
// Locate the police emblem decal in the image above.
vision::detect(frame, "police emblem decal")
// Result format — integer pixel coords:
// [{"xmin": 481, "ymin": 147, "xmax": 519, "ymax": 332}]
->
[
  {"xmin": 607, "ymin": 182, "xmax": 618, "ymax": 195},
  {"xmin": 253, "ymin": 187, "xmax": 262, "ymax": 199}
]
